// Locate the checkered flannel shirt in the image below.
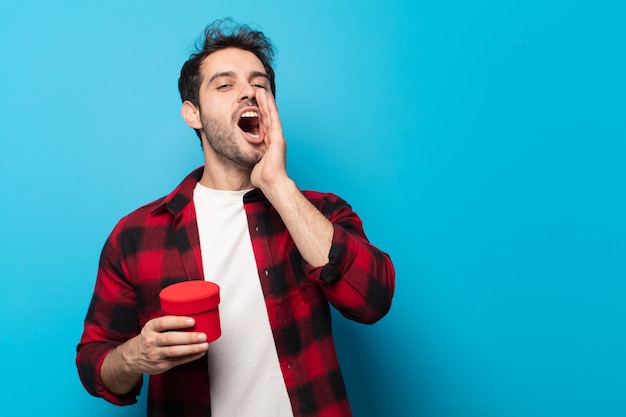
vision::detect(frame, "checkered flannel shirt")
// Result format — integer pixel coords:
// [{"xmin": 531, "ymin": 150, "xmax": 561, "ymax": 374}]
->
[{"xmin": 77, "ymin": 167, "xmax": 395, "ymax": 417}]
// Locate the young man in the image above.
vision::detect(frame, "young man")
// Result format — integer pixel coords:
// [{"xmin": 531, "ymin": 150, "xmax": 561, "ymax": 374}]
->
[{"xmin": 77, "ymin": 19, "xmax": 395, "ymax": 417}]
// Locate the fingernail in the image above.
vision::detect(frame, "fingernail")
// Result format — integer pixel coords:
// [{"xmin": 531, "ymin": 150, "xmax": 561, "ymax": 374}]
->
[{"xmin": 198, "ymin": 333, "xmax": 207, "ymax": 342}]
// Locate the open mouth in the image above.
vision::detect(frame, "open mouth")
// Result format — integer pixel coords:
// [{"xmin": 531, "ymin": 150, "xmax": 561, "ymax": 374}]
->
[{"xmin": 238, "ymin": 110, "xmax": 261, "ymax": 139}]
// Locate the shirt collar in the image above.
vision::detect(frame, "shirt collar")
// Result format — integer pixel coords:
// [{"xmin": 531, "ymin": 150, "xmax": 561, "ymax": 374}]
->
[
  {"xmin": 152, "ymin": 166, "xmax": 271, "ymax": 215},
  {"xmin": 151, "ymin": 166, "xmax": 203, "ymax": 216}
]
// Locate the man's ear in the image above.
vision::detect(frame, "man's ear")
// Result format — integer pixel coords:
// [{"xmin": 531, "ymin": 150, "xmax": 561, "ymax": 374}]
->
[{"xmin": 181, "ymin": 101, "xmax": 203, "ymax": 129}]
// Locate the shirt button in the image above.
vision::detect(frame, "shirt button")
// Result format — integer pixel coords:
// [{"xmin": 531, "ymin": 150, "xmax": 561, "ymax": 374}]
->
[{"xmin": 255, "ymin": 226, "xmax": 259, "ymax": 232}]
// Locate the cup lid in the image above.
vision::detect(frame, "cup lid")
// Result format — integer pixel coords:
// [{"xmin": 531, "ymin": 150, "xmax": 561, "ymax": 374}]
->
[{"xmin": 160, "ymin": 281, "xmax": 220, "ymax": 315}]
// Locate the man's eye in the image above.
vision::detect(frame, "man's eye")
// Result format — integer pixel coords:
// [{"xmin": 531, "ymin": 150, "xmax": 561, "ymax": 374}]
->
[
  {"xmin": 253, "ymin": 84, "xmax": 267, "ymax": 89},
  {"xmin": 217, "ymin": 84, "xmax": 231, "ymax": 90}
]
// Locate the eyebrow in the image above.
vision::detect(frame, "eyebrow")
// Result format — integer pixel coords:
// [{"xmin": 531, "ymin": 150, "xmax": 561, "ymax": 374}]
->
[{"xmin": 208, "ymin": 70, "xmax": 270, "ymax": 85}]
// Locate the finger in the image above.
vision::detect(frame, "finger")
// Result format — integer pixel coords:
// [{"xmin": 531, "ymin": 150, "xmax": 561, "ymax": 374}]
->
[
  {"xmin": 149, "ymin": 315, "xmax": 196, "ymax": 333},
  {"xmin": 160, "ymin": 341, "xmax": 209, "ymax": 359},
  {"xmin": 154, "ymin": 351, "xmax": 208, "ymax": 374},
  {"xmin": 157, "ymin": 329, "xmax": 208, "ymax": 348},
  {"xmin": 257, "ymin": 89, "xmax": 281, "ymax": 138},
  {"xmin": 256, "ymin": 88, "xmax": 272, "ymax": 128},
  {"xmin": 147, "ymin": 349, "xmax": 209, "ymax": 375},
  {"xmin": 259, "ymin": 87, "xmax": 277, "ymax": 113}
]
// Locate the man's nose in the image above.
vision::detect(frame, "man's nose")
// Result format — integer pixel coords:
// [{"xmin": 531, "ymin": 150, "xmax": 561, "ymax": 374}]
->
[{"xmin": 238, "ymin": 83, "xmax": 256, "ymax": 103}]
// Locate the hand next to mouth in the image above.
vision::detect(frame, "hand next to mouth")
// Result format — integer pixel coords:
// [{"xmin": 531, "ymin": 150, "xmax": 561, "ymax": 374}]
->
[{"xmin": 251, "ymin": 88, "xmax": 290, "ymax": 192}]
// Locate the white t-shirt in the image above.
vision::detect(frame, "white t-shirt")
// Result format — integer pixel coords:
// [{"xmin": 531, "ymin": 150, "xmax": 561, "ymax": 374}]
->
[{"xmin": 193, "ymin": 183, "xmax": 294, "ymax": 417}]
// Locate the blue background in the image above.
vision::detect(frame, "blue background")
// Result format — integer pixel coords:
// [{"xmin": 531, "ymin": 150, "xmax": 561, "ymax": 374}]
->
[{"xmin": 1, "ymin": 1, "xmax": 624, "ymax": 416}]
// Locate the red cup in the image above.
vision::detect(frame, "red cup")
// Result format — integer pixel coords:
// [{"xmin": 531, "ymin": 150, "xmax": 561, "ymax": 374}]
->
[{"xmin": 159, "ymin": 281, "xmax": 221, "ymax": 343}]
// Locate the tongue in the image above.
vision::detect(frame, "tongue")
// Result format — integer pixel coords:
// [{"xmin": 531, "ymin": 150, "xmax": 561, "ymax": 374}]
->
[
  {"xmin": 239, "ymin": 117, "xmax": 259, "ymax": 136},
  {"xmin": 238, "ymin": 117, "xmax": 263, "ymax": 142}
]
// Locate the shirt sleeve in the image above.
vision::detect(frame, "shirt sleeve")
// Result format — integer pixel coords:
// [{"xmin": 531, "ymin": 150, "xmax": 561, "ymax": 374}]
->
[
  {"xmin": 76, "ymin": 222, "xmax": 143, "ymax": 406},
  {"xmin": 302, "ymin": 193, "xmax": 395, "ymax": 324}
]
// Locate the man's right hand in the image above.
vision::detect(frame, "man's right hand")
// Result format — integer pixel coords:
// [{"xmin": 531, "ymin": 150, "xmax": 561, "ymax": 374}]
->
[{"xmin": 101, "ymin": 315, "xmax": 209, "ymax": 395}]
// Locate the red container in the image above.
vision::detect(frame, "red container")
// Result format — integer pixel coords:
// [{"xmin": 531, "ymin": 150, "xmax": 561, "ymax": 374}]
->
[{"xmin": 159, "ymin": 281, "xmax": 221, "ymax": 343}]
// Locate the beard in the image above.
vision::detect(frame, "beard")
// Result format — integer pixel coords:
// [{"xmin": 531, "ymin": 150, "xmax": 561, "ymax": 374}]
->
[{"xmin": 199, "ymin": 107, "xmax": 263, "ymax": 170}]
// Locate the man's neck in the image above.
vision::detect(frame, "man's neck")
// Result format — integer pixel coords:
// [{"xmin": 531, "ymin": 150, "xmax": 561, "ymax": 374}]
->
[{"xmin": 199, "ymin": 164, "xmax": 253, "ymax": 191}]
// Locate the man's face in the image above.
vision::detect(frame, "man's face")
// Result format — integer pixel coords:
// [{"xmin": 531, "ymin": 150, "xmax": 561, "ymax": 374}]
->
[{"xmin": 195, "ymin": 47, "xmax": 272, "ymax": 170}]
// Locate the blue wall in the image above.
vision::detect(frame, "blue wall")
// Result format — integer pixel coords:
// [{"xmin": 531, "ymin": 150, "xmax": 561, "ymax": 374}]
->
[{"xmin": 1, "ymin": 1, "xmax": 624, "ymax": 416}]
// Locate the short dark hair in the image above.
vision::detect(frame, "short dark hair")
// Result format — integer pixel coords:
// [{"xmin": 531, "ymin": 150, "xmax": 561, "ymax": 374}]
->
[{"xmin": 178, "ymin": 18, "xmax": 276, "ymax": 108}]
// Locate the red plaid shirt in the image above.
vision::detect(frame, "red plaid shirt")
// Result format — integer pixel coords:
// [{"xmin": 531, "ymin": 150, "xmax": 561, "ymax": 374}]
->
[{"xmin": 76, "ymin": 167, "xmax": 395, "ymax": 417}]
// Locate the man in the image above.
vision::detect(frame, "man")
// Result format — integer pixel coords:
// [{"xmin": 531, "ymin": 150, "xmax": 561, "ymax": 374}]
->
[{"xmin": 77, "ymin": 19, "xmax": 395, "ymax": 417}]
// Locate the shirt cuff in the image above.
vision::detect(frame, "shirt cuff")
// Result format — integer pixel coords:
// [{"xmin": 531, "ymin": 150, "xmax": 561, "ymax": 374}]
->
[
  {"xmin": 304, "ymin": 224, "xmax": 353, "ymax": 285},
  {"xmin": 95, "ymin": 347, "xmax": 142, "ymax": 406}
]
